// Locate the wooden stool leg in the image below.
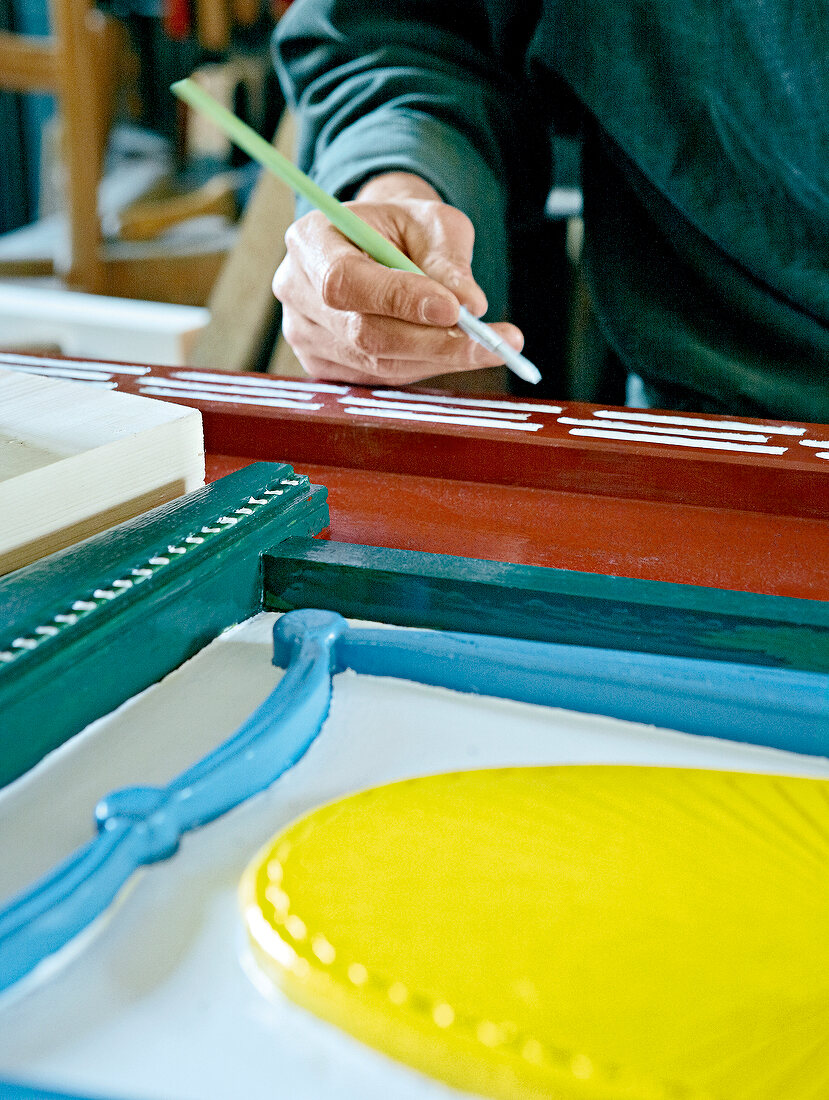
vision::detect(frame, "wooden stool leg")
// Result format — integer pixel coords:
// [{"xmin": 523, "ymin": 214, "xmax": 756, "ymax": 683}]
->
[
  {"xmin": 49, "ymin": 0, "xmax": 122, "ymax": 293},
  {"xmin": 191, "ymin": 110, "xmax": 297, "ymax": 372}
]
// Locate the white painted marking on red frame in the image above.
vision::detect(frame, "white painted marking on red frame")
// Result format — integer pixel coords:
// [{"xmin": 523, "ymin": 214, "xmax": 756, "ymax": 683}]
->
[
  {"xmin": 174, "ymin": 371, "xmax": 349, "ymax": 395},
  {"xmin": 143, "ymin": 376, "xmax": 317, "ymax": 402},
  {"xmin": 1, "ymin": 364, "xmax": 113, "ymax": 381},
  {"xmin": 343, "ymin": 407, "xmax": 543, "ymax": 431},
  {"xmin": 374, "ymin": 390, "xmax": 562, "ymax": 414},
  {"xmin": 568, "ymin": 428, "xmax": 787, "ymax": 455},
  {"xmin": 0, "ymin": 353, "xmax": 149, "ymax": 375},
  {"xmin": 138, "ymin": 386, "xmax": 322, "ymax": 411},
  {"xmin": 340, "ymin": 397, "xmax": 531, "ymax": 421},
  {"xmin": 557, "ymin": 417, "xmax": 770, "ymax": 444},
  {"xmin": 593, "ymin": 410, "xmax": 806, "ymax": 436}
]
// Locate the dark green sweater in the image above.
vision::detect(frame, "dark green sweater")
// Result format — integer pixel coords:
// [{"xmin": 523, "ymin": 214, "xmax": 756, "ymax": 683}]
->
[{"xmin": 273, "ymin": 0, "xmax": 829, "ymax": 419}]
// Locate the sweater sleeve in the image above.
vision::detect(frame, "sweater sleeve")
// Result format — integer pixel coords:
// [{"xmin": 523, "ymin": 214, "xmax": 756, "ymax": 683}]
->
[{"xmin": 272, "ymin": 0, "xmax": 540, "ymax": 322}]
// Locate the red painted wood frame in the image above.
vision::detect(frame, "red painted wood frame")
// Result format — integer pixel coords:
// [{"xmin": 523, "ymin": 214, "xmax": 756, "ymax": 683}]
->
[{"xmin": 2, "ymin": 353, "xmax": 828, "ymax": 600}]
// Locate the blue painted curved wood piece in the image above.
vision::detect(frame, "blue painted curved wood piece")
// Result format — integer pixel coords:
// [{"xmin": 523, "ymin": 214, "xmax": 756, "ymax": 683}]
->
[
  {"xmin": 329, "ymin": 620, "xmax": 829, "ymax": 751},
  {"xmin": 0, "ymin": 611, "xmax": 342, "ymax": 993}
]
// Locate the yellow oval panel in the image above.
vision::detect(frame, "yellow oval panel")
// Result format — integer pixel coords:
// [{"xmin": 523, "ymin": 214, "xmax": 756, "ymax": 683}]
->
[{"xmin": 241, "ymin": 767, "xmax": 829, "ymax": 1099}]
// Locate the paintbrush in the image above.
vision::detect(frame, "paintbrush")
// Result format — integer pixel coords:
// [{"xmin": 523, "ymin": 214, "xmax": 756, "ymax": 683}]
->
[{"xmin": 171, "ymin": 78, "xmax": 542, "ymax": 385}]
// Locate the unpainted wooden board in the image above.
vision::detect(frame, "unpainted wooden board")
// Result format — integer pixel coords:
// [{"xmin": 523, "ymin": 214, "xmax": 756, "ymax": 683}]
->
[{"xmin": 0, "ymin": 369, "xmax": 205, "ymax": 574}]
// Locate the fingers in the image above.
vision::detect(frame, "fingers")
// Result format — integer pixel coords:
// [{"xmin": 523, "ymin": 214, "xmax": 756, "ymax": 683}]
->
[
  {"xmin": 279, "ymin": 263, "xmax": 461, "ymax": 360},
  {"xmin": 279, "ymin": 210, "xmax": 461, "ymax": 326},
  {"xmin": 284, "ymin": 303, "xmax": 524, "ymax": 385},
  {"xmin": 273, "ymin": 196, "xmax": 520, "ymax": 385}
]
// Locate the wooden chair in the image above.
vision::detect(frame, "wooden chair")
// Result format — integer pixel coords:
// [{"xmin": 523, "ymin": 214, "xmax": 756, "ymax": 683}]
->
[{"xmin": 0, "ymin": 0, "xmax": 225, "ymax": 305}]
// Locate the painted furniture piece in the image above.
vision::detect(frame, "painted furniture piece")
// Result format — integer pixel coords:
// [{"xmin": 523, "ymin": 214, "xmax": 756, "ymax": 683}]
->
[
  {"xmin": 0, "ymin": 468, "xmax": 827, "ymax": 1099},
  {"xmin": 0, "ymin": 0, "xmax": 124, "ymax": 288},
  {"xmin": 5, "ymin": 614, "xmax": 827, "ymax": 1100},
  {"xmin": 1, "ymin": 351, "xmax": 828, "ymax": 599},
  {"xmin": 2, "ymin": 355, "xmax": 828, "ymax": 1099}
]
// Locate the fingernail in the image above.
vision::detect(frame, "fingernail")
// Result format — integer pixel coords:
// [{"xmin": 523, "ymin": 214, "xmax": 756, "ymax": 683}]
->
[{"xmin": 422, "ymin": 297, "xmax": 454, "ymax": 325}]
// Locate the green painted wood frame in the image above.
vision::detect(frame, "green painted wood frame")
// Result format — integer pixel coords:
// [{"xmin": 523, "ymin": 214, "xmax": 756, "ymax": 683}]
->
[
  {"xmin": 2, "ymin": 466, "xmax": 828, "ymax": 791},
  {"xmin": 263, "ymin": 539, "xmax": 829, "ymax": 674},
  {"xmin": 0, "ymin": 463, "xmax": 329, "ymax": 788}
]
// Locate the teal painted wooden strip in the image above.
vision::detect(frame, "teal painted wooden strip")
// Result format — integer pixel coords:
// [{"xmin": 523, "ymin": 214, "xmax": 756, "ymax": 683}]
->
[
  {"xmin": 0, "ymin": 465, "xmax": 329, "ymax": 789},
  {"xmin": 262, "ymin": 539, "xmax": 829, "ymax": 673}
]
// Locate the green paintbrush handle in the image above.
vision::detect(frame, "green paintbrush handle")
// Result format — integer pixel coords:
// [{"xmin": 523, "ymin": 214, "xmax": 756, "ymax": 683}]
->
[
  {"xmin": 171, "ymin": 78, "xmax": 423, "ymax": 276},
  {"xmin": 171, "ymin": 77, "xmax": 541, "ymax": 383}
]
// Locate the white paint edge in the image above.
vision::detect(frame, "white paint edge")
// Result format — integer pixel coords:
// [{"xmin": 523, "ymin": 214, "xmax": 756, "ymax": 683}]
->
[
  {"xmin": 568, "ymin": 428, "xmax": 787, "ymax": 455},
  {"xmin": 798, "ymin": 439, "xmax": 829, "ymax": 447},
  {"xmin": 340, "ymin": 397, "xmax": 530, "ymax": 421},
  {"xmin": 3, "ymin": 365, "xmax": 114, "ymax": 381},
  {"xmin": 173, "ymin": 371, "xmax": 350, "ymax": 395},
  {"xmin": 343, "ymin": 407, "xmax": 543, "ymax": 431},
  {"xmin": 593, "ymin": 409, "xmax": 805, "ymax": 436},
  {"xmin": 143, "ymin": 377, "xmax": 316, "ymax": 402},
  {"xmin": 0, "ymin": 354, "xmax": 149, "ymax": 375},
  {"xmin": 373, "ymin": 390, "xmax": 562, "ymax": 414},
  {"xmin": 138, "ymin": 386, "xmax": 322, "ymax": 412},
  {"xmin": 557, "ymin": 417, "xmax": 769, "ymax": 443}
]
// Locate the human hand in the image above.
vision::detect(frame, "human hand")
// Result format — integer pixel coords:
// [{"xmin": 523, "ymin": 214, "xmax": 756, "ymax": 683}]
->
[{"xmin": 272, "ymin": 172, "xmax": 524, "ymax": 384}]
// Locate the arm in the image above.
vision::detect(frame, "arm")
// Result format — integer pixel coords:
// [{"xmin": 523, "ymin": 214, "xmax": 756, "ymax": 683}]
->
[{"xmin": 271, "ymin": 0, "xmax": 544, "ymax": 383}]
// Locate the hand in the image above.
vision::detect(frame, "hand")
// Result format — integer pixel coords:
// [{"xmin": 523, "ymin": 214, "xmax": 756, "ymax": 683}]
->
[{"xmin": 272, "ymin": 172, "xmax": 524, "ymax": 385}]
